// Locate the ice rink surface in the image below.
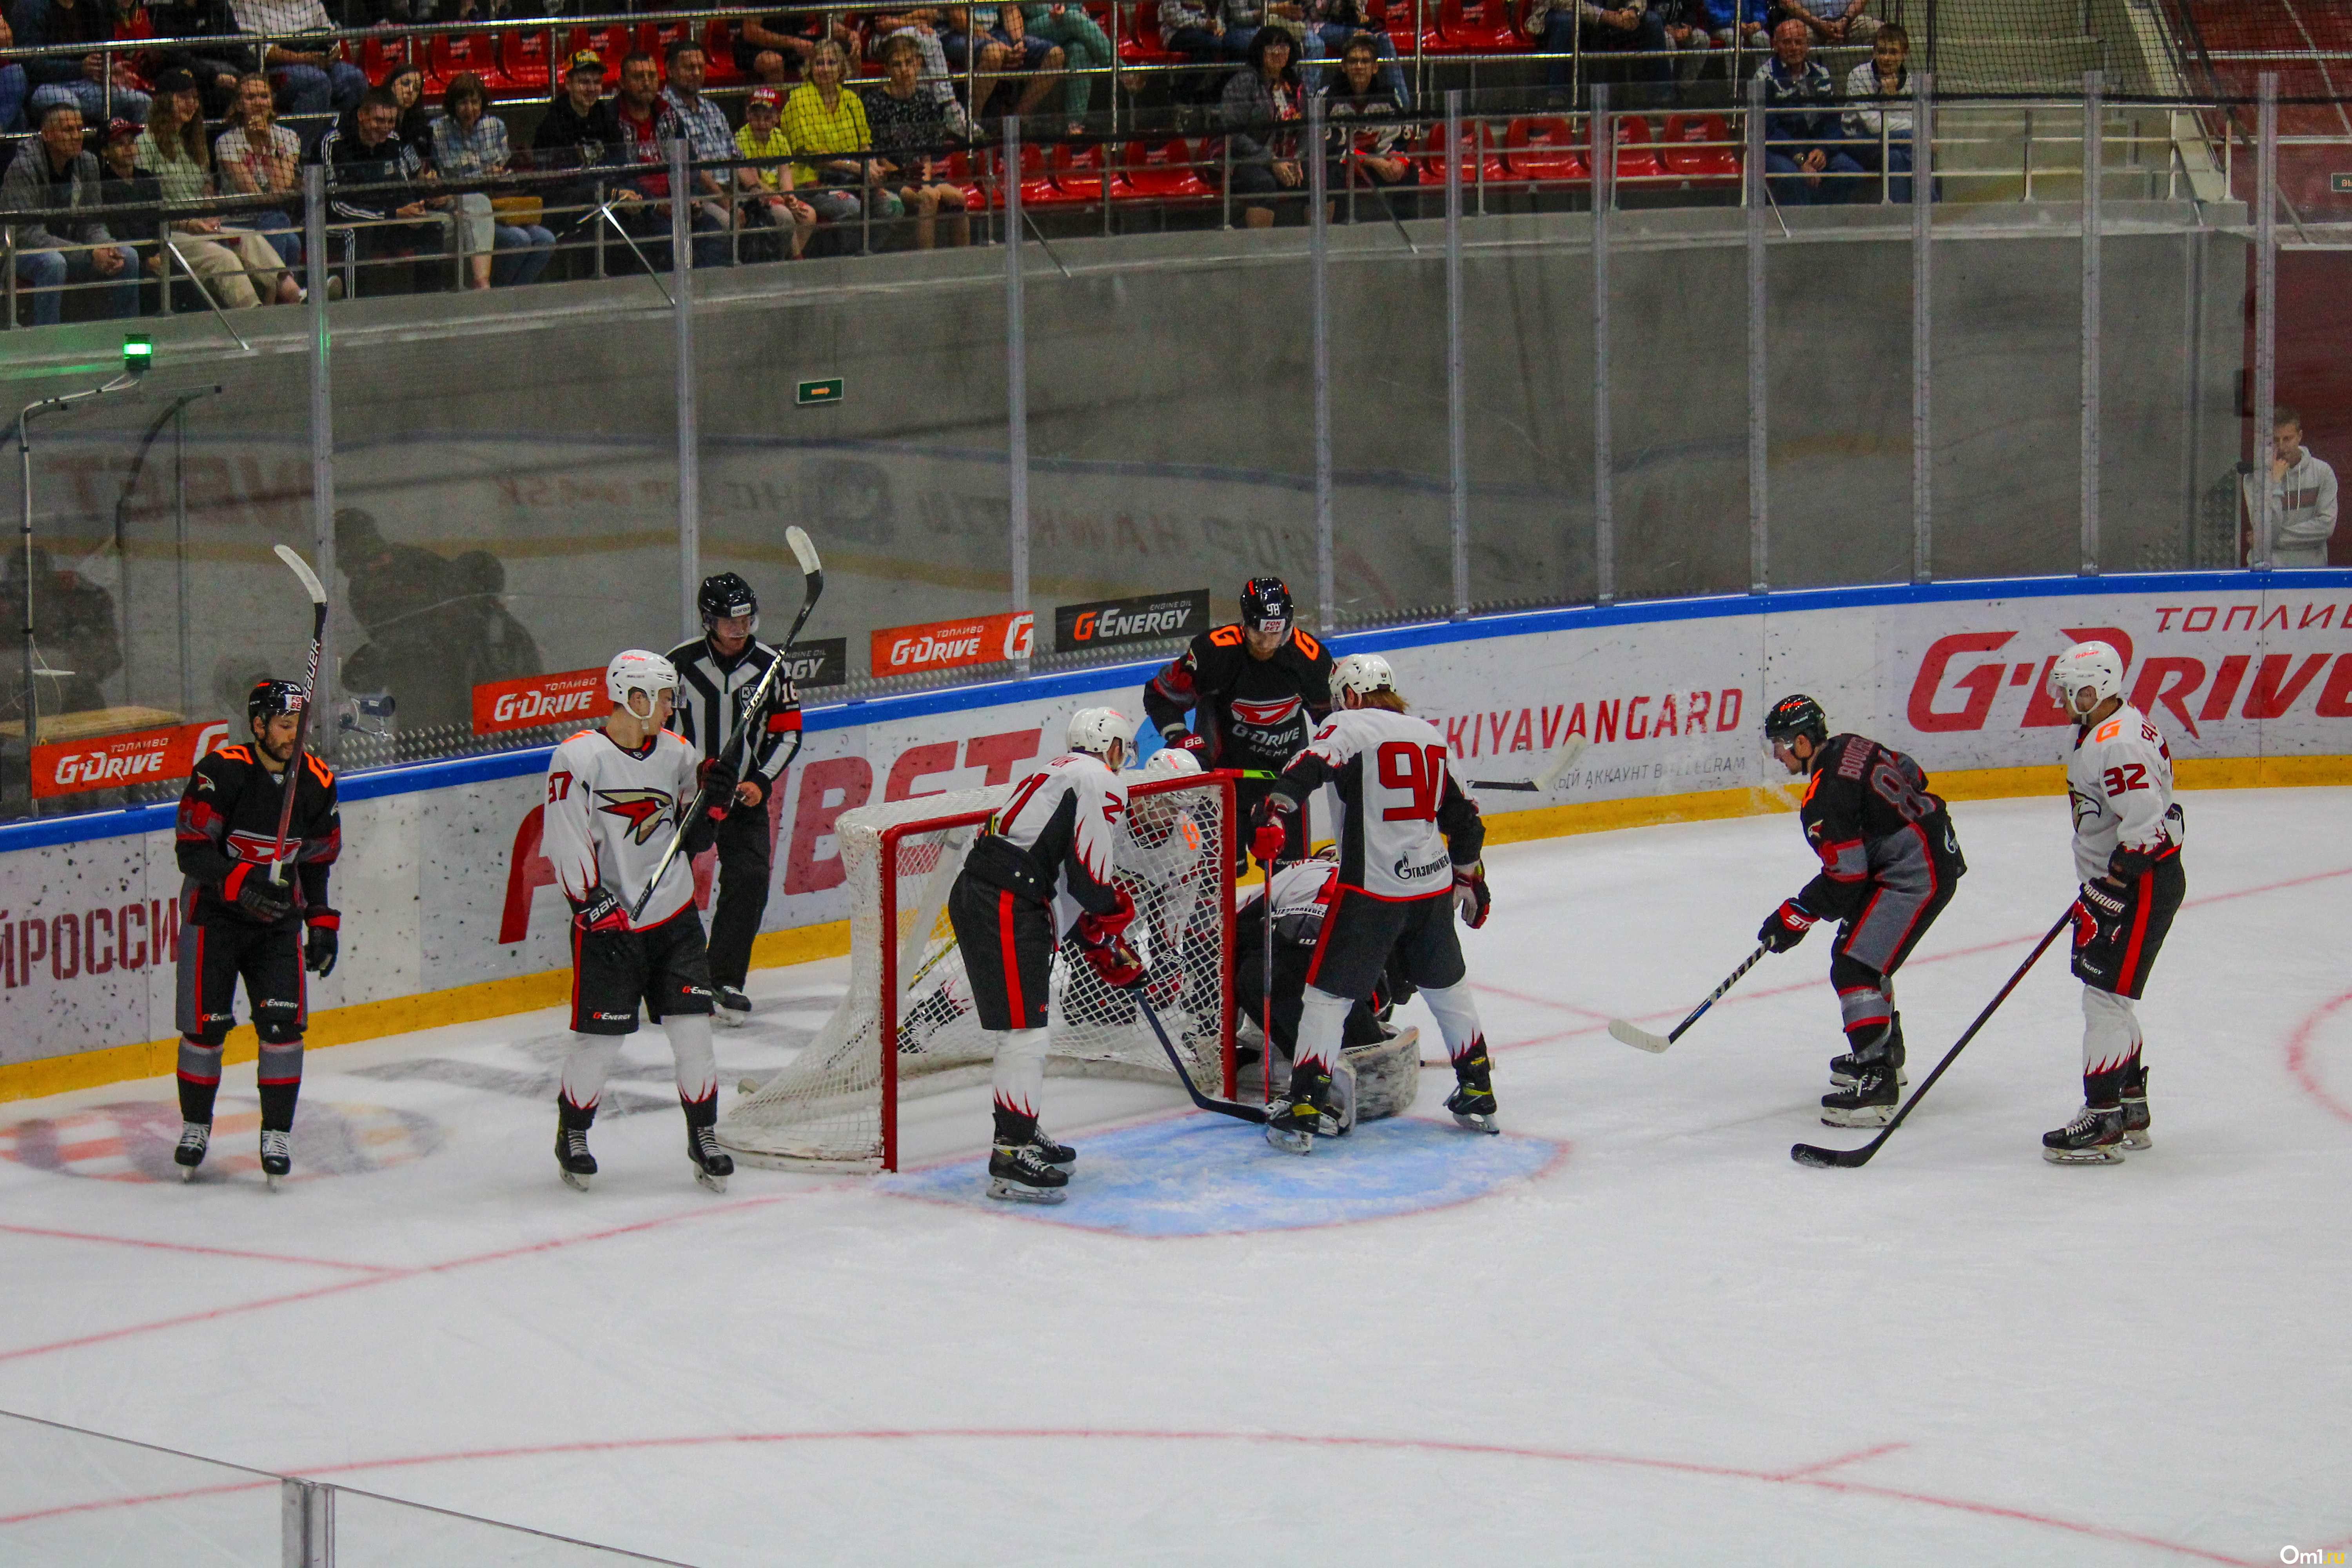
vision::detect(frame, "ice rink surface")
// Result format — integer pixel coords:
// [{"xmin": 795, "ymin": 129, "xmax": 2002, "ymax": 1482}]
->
[{"xmin": 3, "ymin": 787, "xmax": 2349, "ymax": 1566}]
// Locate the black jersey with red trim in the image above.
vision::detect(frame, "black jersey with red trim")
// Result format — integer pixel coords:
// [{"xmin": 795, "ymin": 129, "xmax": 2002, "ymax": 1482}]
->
[
  {"xmin": 1142, "ymin": 622, "xmax": 1335, "ymax": 774},
  {"xmin": 1271, "ymin": 706, "xmax": 1484, "ymax": 900},
  {"xmin": 174, "ymin": 743, "xmax": 341, "ymax": 928},
  {"xmin": 1795, "ymin": 733, "xmax": 1950, "ymax": 922}
]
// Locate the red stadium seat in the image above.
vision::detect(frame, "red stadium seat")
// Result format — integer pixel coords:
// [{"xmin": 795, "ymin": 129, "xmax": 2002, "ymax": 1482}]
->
[
  {"xmin": 1661, "ymin": 113, "xmax": 1741, "ymax": 184},
  {"xmin": 1117, "ymin": 2, "xmax": 1179, "ymax": 64},
  {"xmin": 1420, "ymin": 118, "xmax": 1508, "ymax": 187},
  {"xmin": 426, "ymin": 30, "xmax": 495, "ymax": 93},
  {"xmin": 639, "ymin": 19, "xmax": 694, "ymax": 65},
  {"xmin": 1050, "ymin": 141, "xmax": 1128, "ymax": 200},
  {"xmin": 568, "ymin": 23, "xmax": 635, "ymax": 73},
  {"xmin": 701, "ymin": 18, "xmax": 745, "ymax": 83},
  {"xmin": 1609, "ymin": 113, "xmax": 1667, "ymax": 183},
  {"xmin": 1502, "ymin": 115, "xmax": 1589, "ymax": 186},
  {"xmin": 495, "ymin": 27, "xmax": 554, "ymax": 93},
  {"xmin": 1119, "ymin": 136, "xmax": 1214, "ymax": 198},
  {"xmin": 939, "ymin": 150, "xmax": 992, "ymax": 209},
  {"xmin": 359, "ymin": 32, "xmax": 414, "ymax": 85},
  {"xmin": 1360, "ymin": 0, "xmax": 1423, "ymax": 56},
  {"xmin": 1434, "ymin": 0, "xmax": 1521, "ymax": 53}
]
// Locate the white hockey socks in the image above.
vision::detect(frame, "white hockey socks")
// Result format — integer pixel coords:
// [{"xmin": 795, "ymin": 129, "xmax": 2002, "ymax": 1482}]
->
[
  {"xmin": 559, "ymin": 1033, "xmax": 623, "ymax": 1113},
  {"xmin": 1419, "ymin": 980, "xmax": 1487, "ymax": 1067},
  {"xmin": 1295, "ymin": 985, "xmax": 1352, "ymax": 1072},
  {"xmin": 2082, "ymin": 987, "xmax": 2143, "ymax": 1089},
  {"xmin": 665, "ymin": 1013, "xmax": 718, "ymax": 1104},
  {"xmin": 990, "ymin": 1027, "xmax": 1049, "ymax": 1122}
]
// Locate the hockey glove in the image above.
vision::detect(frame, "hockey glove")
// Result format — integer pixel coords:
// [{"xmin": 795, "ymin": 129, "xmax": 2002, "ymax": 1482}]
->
[
  {"xmin": 1163, "ymin": 728, "xmax": 1210, "ymax": 761},
  {"xmin": 1075, "ymin": 890, "xmax": 1144, "ymax": 989},
  {"xmin": 696, "ymin": 755, "xmax": 739, "ymax": 820},
  {"xmin": 1452, "ymin": 860, "xmax": 1491, "ymax": 929},
  {"xmin": 1249, "ymin": 793, "xmax": 1296, "ymax": 865},
  {"xmin": 227, "ymin": 863, "xmax": 293, "ymax": 924},
  {"xmin": 2103, "ymin": 842, "xmax": 2154, "ymax": 886},
  {"xmin": 304, "ymin": 918, "xmax": 339, "ymax": 977},
  {"xmin": 573, "ymin": 885, "xmax": 630, "ymax": 934},
  {"xmin": 1757, "ymin": 898, "xmax": 1817, "ymax": 953},
  {"xmin": 1076, "ymin": 886, "xmax": 1137, "ymax": 944}
]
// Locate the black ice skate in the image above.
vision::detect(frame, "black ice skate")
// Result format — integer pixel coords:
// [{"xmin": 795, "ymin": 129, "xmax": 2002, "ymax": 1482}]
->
[
  {"xmin": 555, "ymin": 1102, "xmax": 598, "ymax": 1192},
  {"xmin": 2043, "ymin": 1103, "xmax": 2127, "ymax": 1165},
  {"xmin": 174, "ymin": 1120, "xmax": 209, "ymax": 1181},
  {"xmin": 987, "ymin": 1142, "xmax": 1070, "ymax": 1203},
  {"xmin": 1819, "ymin": 1060, "xmax": 1900, "ymax": 1127},
  {"xmin": 259, "ymin": 1129, "xmax": 292, "ymax": 1190},
  {"xmin": 1266, "ymin": 1065, "xmax": 1335, "ymax": 1155},
  {"xmin": 1830, "ymin": 1016, "xmax": 1909, "ymax": 1090},
  {"xmin": 688, "ymin": 1125, "xmax": 734, "ymax": 1193},
  {"xmin": 716, "ymin": 986, "xmax": 753, "ymax": 1027},
  {"xmin": 1029, "ymin": 1126, "xmax": 1077, "ymax": 1167},
  {"xmin": 2120, "ymin": 1067, "xmax": 2152, "ymax": 1151},
  {"xmin": 1446, "ymin": 1045, "xmax": 1499, "ymax": 1134}
]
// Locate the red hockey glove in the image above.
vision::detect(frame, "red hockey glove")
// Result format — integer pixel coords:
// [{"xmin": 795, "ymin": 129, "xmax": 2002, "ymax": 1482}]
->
[
  {"xmin": 1076, "ymin": 886, "xmax": 1136, "ymax": 944},
  {"xmin": 1757, "ymin": 898, "xmax": 1816, "ymax": 953},
  {"xmin": 574, "ymin": 885, "xmax": 629, "ymax": 934},
  {"xmin": 1249, "ymin": 794, "xmax": 1296, "ymax": 865},
  {"xmin": 1076, "ymin": 890, "xmax": 1143, "ymax": 989},
  {"xmin": 1452, "ymin": 860, "xmax": 1491, "ymax": 929},
  {"xmin": 697, "ymin": 755, "xmax": 739, "ymax": 820}
]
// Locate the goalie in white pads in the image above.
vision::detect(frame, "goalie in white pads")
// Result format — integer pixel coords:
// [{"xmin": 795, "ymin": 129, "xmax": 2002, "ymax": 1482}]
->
[
  {"xmin": 2043, "ymin": 641, "xmax": 2187, "ymax": 1164},
  {"xmin": 543, "ymin": 650, "xmax": 740, "ymax": 1193},
  {"xmin": 1250, "ymin": 653, "xmax": 1496, "ymax": 1152},
  {"xmin": 944, "ymin": 707, "xmax": 1143, "ymax": 1203}
]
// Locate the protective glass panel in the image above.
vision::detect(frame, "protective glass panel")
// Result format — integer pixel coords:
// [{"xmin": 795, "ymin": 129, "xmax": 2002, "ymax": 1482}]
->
[
  {"xmin": 330, "ymin": 1486, "xmax": 690, "ymax": 1565},
  {"xmin": 0, "ymin": 1409, "xmax": 281, "ymax": 1563}
]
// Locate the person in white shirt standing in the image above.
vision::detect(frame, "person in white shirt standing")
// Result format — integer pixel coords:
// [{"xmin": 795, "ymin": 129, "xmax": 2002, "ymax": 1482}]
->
[
  {"xmin": 543, "ymin": 650, "xmax": 740, "ymax": 1193},
  {"xmin": 2042, "ymin": 641, "xmax": 2187, "ymax": 1165},
  {"xmin": 2241, "ymin": 406, "xmax": 2339, "ymax": 567}
]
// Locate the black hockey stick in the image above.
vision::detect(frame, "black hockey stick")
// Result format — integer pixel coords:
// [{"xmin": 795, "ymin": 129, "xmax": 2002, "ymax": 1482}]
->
[
  {"xmin": 1791, "ymin": 904, "xmax": 2074, "ymax": 1169},
  {"xmin": 1607, "ymin": 944, "xmax": 1770, "ymax": 1054},
  {"xmin": 1137, "ymin": 989, "xmax": 1269, "ymax": 1124},
  {"xmin": 264, "ymin": 545, "xmax": 329, "ymax": 887},
  {"xmin": 631, "ymin": 526, "xmax": 826, "ymax": 922}
]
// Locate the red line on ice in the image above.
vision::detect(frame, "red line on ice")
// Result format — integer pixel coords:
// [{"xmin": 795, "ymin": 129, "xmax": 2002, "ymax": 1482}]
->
[
  {"xmin": 0, "ymin": 1428, "xmax": 2267, "ymax": 1564},
  {"xmin": 0, "ymin": 1223, "xmax": 396, "ymax": 1275},
  {"xmin": 2284, "ymin": 987, "xmax": 2352, "ymax": 1129}
]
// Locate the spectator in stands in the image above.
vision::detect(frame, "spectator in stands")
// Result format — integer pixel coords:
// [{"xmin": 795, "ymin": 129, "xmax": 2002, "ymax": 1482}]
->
[
  {"xmin": 17, "ymin": 0, "xmax": 151, "ymax": 126},
  {"xmin": 1217, "ymin": 0, "xmax": 1269, "ymax": 59},
  {"xmin": 94, "ymin": 115, "xmax": 163, "ymax": 310},
  {"xmin": 1323, "ymin": 31, "xmax": 1414, "ymax": 211},
  {"xmin": 1662, "ymin": 0, "xmax": 1753, "ymax": 89},
  {"xmin": 381, "ymin": 60, "xmax": 433, "ymax": 154},
  {"xmin": 228, "ymin": 0, "xmax": 364, "ymax": 120},
  {"xmin": 429, "ymin": 72, "xmax": 553, "ymax": 289},
  {"xmin": 2243, "ymin": 407, "xmax": 2341, "ymax": 566},
  {"xmin": 869, "ymin": 9, "xmax": 979, "ymax": 138},
  {"xmin": 734, "ymin": 84, "xmax": 818, "ymax": 260},
  {"xmin": 530, "ymin": 50, "xmax": 622, "ymax": 276},
  {"xmin": 1772, "ymin": 0, "xmax": 1875, "ymax": 48},
  {"xmin": 1160, "ymin": 0, "xmax": 1229, "ymax": 109},
  {"xmin": 735, "ymin": 10, "xmax": 861, "ymax": 85},
  {"xmin": 1221, "ymin": 24, "xmax": 1302, "ymax": 229},
  {"xmin": 610, "ymin": 48, "xmax": 675, "ymax": 264},
  {"xmin": 1299, "ymin": 0, "xmax": 1404, "ymax": 107},
  {"xmin": 214, "ymin": 69, "xmax": 304, "ymax": 272},
  {"xmin": 1019, "ymin": 4, "xmax": 1113, "ymax": 132},
  {"xmin": 659, "ymin": 38, "xmax": 742, "ymax": 270},
  {"xmin": 1525, "ymin": 0, "xmax": 1671, "ymax": 103},
  {"xmin": 136, "ymin": 69, "xmax": 294, "ymax": 306},
  {"xmin": 316, "ymin": 85, "xmax": 445, "ymax": 294},
  {"xmin": 1756, "ymin": 17, "xmax": 1856, "ymax": 205},
  {"xmin": 784, "ymin": 39, "xmax": 900, "ymax": 241},
  {"xmin": 0, "ymin": 13, "xmax": 26, "ymax": 133},
  {"xmin": 3, "ymin": 102, "xmax": 139, "ymax": 324},
  {"xmin": 863, "ymin": 31, "xmax": 969, "ymax": 249},
  {"xmin": 1841, "ymin": 22, "xmax": 1912, "ymax": 201},
  {"xmin": 945, "ymin": 5, "xmax": 1065, "ymax": 125}
]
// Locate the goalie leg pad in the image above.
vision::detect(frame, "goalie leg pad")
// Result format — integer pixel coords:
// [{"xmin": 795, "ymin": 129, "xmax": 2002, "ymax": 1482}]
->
[{"xmin": 1339, "ymin": 1027, "xmax": 1420, "ymax": 1123}]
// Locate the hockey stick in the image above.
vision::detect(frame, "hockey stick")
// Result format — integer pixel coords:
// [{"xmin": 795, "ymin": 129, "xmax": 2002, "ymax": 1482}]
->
[
  {"xmin": 1607, "ymin": 944, "xmax": 1770, "ymax": 1054},
  {"xmin": 1791, "ymin": 904, "xmax": 2074, "ymax": 1169},
  {"xmin": 1137, "ymin": 988, "xmax": 1269, "ymax": 1124},
  {"xmin": 263, "ymin": 544, "xmax": 328, "ymax": 887},
  {"xmin": 630, "ymin": 527, "xmax": 825, "ymax": 923},
  {"xmin": 1469, "ymin": 735, "xmax": 1590, "ymax": 793}
]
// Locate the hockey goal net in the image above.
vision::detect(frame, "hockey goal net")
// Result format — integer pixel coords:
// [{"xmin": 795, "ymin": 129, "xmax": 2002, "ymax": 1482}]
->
[{"xmin": 717, "ymin": 771, "xmax": 1237, "ymax": 1169}]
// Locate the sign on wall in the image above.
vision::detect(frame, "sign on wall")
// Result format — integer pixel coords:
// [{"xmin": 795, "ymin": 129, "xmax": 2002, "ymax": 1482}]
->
[
  {"xmin": 870, "ymin": 612, "xmax": 1034, "ymax": 677},
  {"xmin": 472, "ymin": 668, "xmax": 606, "ymax": 735},
  {"xmin": 1054, "ymin": 590, "xmax": 1210, "ymax": 652},
  {"xmin": 31, "ymin": 721, "xmax": 231, "ymax": 800}
]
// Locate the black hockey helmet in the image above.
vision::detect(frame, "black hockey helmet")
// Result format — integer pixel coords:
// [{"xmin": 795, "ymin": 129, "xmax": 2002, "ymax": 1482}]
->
[
  {"xmin": 698, "ymin": 572, "xmax": 759, "ymax": 633},
  {"xmin": 1239, "ymin": 576, "xmax": 1293, "ymax": 633},
  {"xmin": 1762, "ymin": 693, "xmax": 1829, "ymax": 750},
  {"xmin": 247, "ymin": 678, "xmax": 307, "ymax": 723}
]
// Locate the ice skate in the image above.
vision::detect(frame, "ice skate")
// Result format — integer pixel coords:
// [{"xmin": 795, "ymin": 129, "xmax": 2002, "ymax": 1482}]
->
[
  {"xmin": 1029, "ymin": 1125, "xmax": 1077, "ymax": 1167},
  {"xmin": 715, "ymin": 986, "xmax": 752, "ymax": 1027},
  {"xmin": 259, "ymin": 1129, "xmax": 291, "ymax": 1190},
  {"xmin": 1819, "ymin": 1060, "xmax": 1899, "ymax": 1127},
  {"xmin": 556, "ymin": 1123, "xmax": 597, "ymax": 1192},
  {"xmin": 174, "ymin": 1121, "xmax": 209, "ymax": 1180},
  {"xmin": 986, "ymin": 1142, "xmax": 1069, "ymax": 1203},
  {"xmin": 688, "ymin": 1124, "xmax": 734, "ymax": 1193},
  {"xmin": 2043, "ymin": 1103, "xmax": 2127, "ymax": 1165},
  {"xmin": 1266, "ymin": 1064, "xmax": 1334, "ymax": 1154},
  {"xmin": 1831, "ymin": 1015, "xmax": 1909, "ymax": 1090},
  {"xmin": 1446, "ymin": 1049, "xmax": 1499, "ymax": 1134},
  {"xmin": 2120, "ymin": 1068, "xmax": 2152, "ymax": 1151}
]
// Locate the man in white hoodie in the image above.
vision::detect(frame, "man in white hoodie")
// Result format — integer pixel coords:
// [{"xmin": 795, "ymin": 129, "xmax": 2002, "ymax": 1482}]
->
[{"xmin": 2242, "ymin": 407, "xmax": 2339, "ymax": 567}]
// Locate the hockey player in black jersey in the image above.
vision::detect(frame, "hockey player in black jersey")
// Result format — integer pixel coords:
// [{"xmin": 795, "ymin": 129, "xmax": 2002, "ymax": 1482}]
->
[
  {"xmin": 944, "ymin": 707, "xmax": 1142, "ymax": 1203},
  {"xmin": 1142, "ymin": 576, "xmax": 1334, "ymax": 866},
  {"xmin": 667, "ymin": 572, "xmax": 804, "ymax": 1025},
  {"xmin": 1757, "ymin": 694, "xmax": 1967, "ymax": 1127},
  {"xmin": 171, "ymin": 679, "xmax": 342, "ymax": 1187}
]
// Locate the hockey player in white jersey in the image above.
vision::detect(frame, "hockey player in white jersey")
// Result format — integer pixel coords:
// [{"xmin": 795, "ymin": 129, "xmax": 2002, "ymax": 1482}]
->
[
  {"xmin": 2042, "ymin": 640, "xmax": 2188, "ymax": 1164},
  {"xmin": 1250, "ymin": 653, "xmax": 1495, "ymax": 1152},
  {"xmin": 944, "ymin": 707, "xmax": 1142, "ymax": 1202},
  {"xmin": 543, "ymin": 650, "xmax": 741, "ymax": 1193}
]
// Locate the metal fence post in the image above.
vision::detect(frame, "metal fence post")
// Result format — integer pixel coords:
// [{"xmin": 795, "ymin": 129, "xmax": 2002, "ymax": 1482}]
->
[
  {"xmin": 2079, "ymin": 70, "xmax": 2102, "ymax": 575},
  {"xmin": 1005, "ymin": 116, "xmax": 1030, "ymax": 633},
  {"xmin": 1592, "ymin": 83, "xmax": 1613, "ymax": 606},
  {"xmin": 1445, "ymin": 89, "xmax": 1468, "ymax": 620},
  {"xmin": 1745, "ymin": 75, "xmax": 1768, "ymax": 594},
  {"xmin": 303, "ymin": 166, "xmax": 336, "ymax": 722},
  {"xmin": 1912, "ymin": 71, "xmax": 1933, "ymax": 583},
  {"xmin": 281, "ymin": 1478, "xmax": 333, "ymax": 1567},
  {"xmin": 670, "ymin": 138, "xmax": 699, "ymax": 639},
  {"xmin": 1309, "ymin": 94, "xmax": 1333, "ymax": 630},
  {"xmin": 2253, "ymin": 72, "xmax": 2278, "ymax": 572}
]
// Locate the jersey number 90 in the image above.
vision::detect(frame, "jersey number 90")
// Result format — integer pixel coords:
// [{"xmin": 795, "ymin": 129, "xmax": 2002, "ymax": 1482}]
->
[{"xmin": 1377, "ymin": 742, "xmax": 1449, "ymax": 823}]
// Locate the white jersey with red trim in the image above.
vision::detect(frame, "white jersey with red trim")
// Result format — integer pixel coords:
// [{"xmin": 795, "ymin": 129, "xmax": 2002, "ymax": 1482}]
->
[
  {"xmin": 543, "ymin": 725, "xmax": 702, "ymax": 929},
  {"xmin": 988, "ymin": 750, "xmax": 1130, "ymax": 936},
  {"xmin": 1275, "ymin": 706, "xmax": 1484, "ymax": 900},
  {"xmin": 2065, "ymin": 701, "xmax": 2185, "ymax": 885}
]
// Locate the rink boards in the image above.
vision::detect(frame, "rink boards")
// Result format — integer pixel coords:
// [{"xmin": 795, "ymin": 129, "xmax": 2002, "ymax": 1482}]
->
[{"xmin": 2, "ymin": 568, "xmax": 2347, "ymax": 1093}]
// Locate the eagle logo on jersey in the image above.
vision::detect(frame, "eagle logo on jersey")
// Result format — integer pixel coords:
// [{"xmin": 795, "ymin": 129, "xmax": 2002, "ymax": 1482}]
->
[
  {"xmin": 1230, "ymin": 696, "xmax": 1303, "ymax": 728},
  {"xmin": 2067, "ymin": 784, "xmax": 2104, "ymax": 833},
  {"xmin": 595, "ymin": 788, "xmax": 675, "ymax": 844}
]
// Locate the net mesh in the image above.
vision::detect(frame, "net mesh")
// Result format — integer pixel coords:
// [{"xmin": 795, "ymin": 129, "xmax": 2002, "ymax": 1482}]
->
[{"xmin": 719, "ymin": 773, "xmax": 1235, "ymax": 1167}]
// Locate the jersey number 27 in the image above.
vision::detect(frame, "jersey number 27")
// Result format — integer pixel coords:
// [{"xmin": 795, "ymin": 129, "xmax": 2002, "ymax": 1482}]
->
[{"xmin": 1377, "ymin": 742, "xmax": 1448, "ymax": 822}]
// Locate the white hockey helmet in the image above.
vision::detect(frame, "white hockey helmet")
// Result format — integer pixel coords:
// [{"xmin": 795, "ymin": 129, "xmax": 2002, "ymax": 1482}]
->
[
  {"xmin": 1331, "ymin": 652, "xmax": 1397, "ymax": 704},
  {"xmin": 607, "ymin": 649, "xmax": 678, "ymax": 715},
  {"xmin": 2046, "ymin": 640, "xmax": 2125, "ymax": 715},
  {"xmin": 1065, "ymin": 706, "xmax": 1132, "ymax": 762},
  {"xmin": 1143, "ymin": 745, "xmax": 1202, "ymax": 780}
]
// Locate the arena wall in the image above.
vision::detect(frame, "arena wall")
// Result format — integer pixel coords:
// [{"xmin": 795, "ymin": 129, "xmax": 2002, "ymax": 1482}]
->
[{"xmin": 3, "ymin": 568, "xmax": 2346, "ymax": 1098}]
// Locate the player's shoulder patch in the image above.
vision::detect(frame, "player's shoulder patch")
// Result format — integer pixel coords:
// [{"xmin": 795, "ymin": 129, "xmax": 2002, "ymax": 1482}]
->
[
  {"xmin": 2094, "ymin": 719, "xmax": 2123, "ymax": 744},
  {"xmin": 212, "ymin": 744, "xmax": 252, "ymax": 767},
  {"xmin": 1208, "ymin": 623, "xmax": 1243, "ymax": 649},
  {"xmin": 303, "ymin": 754, "xmax": 335, "ymax": 789},
  {"xmin": 1289, "ymin": 627, "xmax": 1323, "ymax": 661}
]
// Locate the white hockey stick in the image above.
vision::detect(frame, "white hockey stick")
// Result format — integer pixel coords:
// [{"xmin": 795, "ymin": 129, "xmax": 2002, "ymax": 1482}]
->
[
  {"xmin": 1468, "ymin": 735, "xmax": 1589, "ymax": 793},
  {"xmin": 263, "ymin": 544, "xmax": 329, "ymax": 886}
]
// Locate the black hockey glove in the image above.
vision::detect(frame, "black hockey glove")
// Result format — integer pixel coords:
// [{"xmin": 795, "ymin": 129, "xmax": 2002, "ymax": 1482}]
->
[
  {"xmin": 304, "ymin": 917, "xmax": 339, "ymax": 977},
  {"xmin": 229, "ymin": 864, "xmax": 293, "ymax": 924},
  {"xmin": 697, "ymin": 754, "xmax": 739, "ymax": 821},
  {"xmin": 1757, "ymin": 898, "xmax": 1817, "ymax": 953},
  {"xmin": 1164, "ymin": 728, "xmax": 1210, "ymax": 762},
  {"xmin": 1452, "ymin": 860, "xmax": 1491, "ymax": 929},
  {"xmin": 573, "ymin": 885, "xmax": 630, "ymax": 934},
  {"xmin": 2103, "ymin": 842, "xmax": 2154, "ymax": 886}
]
